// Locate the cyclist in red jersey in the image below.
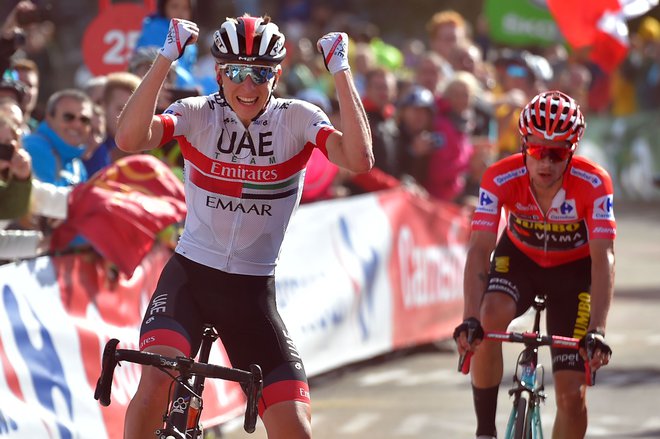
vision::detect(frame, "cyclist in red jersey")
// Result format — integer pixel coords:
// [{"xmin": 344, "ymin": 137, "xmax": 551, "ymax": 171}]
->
[
  {"xmin": 115, "ymin": 15, "xmax": 372, "ymax": 439},
  {"xmin": 454, "ymin": 90, "xmax": 614, "ymax": 439}
]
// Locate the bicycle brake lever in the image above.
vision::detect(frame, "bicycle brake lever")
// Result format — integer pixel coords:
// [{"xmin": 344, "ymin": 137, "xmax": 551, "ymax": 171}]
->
[
  {"xmin": 458, "ymin": 350, "xmax": 473, "ymax": 374},
  {"xmin": 457, "ymin": 327, "xmax": 477, "ymax": 374},
  {"xmin": 585, "ymin": 337, "xmax": 597, "ymax": 386}
]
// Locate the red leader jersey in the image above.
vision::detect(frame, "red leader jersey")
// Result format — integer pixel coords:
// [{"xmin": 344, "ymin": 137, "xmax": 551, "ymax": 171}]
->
[{"xmin": 471, "ymin": 153, "xmax": 616, "ymax": 267}]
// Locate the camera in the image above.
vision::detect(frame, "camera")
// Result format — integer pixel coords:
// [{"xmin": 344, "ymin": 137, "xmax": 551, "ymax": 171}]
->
[
  {"xmin": 15, "ymin": 3, "xmax": 53, "ymax": 26},
  {"xmin": 0, "ymin": 143, "xmax": 15, "ymax": 161}
]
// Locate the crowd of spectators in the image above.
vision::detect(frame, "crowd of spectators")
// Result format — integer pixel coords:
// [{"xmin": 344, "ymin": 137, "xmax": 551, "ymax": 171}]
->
[{"xmin": 1, "ymin": 0, "xmax": 659, "ymax": 267}]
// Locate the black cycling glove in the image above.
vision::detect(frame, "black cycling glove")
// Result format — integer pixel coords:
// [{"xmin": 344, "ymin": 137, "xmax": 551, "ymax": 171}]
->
[
  {"xmin": 453, "ymin": 317, "xmax": 484, "ymax": 344},
  {"xmin": 579, "ymin": 329, "xmax": 613, "ymax": 357}
]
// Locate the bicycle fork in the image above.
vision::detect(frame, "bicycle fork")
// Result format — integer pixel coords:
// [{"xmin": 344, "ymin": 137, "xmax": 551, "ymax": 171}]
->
[{"xmin": 505, "ymin": 351, "xmax": 547, "ymax": 439}]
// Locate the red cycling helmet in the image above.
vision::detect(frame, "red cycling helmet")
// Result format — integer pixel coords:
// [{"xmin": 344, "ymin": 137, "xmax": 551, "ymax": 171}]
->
[
  {"xmin": 211, "ymin": 15, "xmax": 286, "ymax": 66},
  {"xmin": 518, "ymin": 90, "xmax": 585, "ymax": 145}
]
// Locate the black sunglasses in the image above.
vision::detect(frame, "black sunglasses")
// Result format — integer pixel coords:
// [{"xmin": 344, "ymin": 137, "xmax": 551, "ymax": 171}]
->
[{"xmin": 62, "ymin": 112, "xmax": 92, "ymax": 125}]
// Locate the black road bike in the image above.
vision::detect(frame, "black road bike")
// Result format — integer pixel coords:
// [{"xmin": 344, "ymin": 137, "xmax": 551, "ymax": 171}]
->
[{"xmin": 95, "ymin": 325, "xmax": 262, "ymax": 438}]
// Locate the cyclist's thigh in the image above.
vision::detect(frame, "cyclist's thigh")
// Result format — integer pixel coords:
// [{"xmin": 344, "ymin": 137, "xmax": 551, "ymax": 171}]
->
[
  {"xmin": 197, "ymin": 272, "xmax": 310, "ymax": 415},
  {"xmin": 543, "ymin": 256, "xmax": 591, "ymax": 373},
  {"xmin": 139, "ymin": 253, "xmax": 205, "ymax": 357},
  {"xmin": 484, "ymin": 233, "xmax": 536, "ymax": 319}
]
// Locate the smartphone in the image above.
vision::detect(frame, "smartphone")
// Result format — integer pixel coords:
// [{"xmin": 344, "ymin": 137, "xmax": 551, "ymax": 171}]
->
[
  {"xmin": 167, "ymin": 87, "xmax": 199, "ymax": 102},
  {"xmin": 0, "ymin": 143, "xmax": 15, "ymax": 161}
]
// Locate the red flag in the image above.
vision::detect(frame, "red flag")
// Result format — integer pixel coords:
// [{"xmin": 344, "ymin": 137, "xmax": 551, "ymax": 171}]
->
[
  {"xmin": 548, "ymin": 0, "xmax": 658, "ymax": 73},
  {"xmin": 51, "ymin": 155, "xmax": 186, "ymax": 276}
]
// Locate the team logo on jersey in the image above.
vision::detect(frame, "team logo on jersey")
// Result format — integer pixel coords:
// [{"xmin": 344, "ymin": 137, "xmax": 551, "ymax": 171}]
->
[
  {"xmin": 475, "ymin": 188, "xmax": 498, "ymax": 215},
  {"xmin": 593, "ymin": 194, "xmax": 614, "ymax": 220},
  {"xmin": 494, "ymin": 166, "xmax": 526, "ymax": 186},
  {"xmin": 494, "ymin": 256, "xmax": 510, "ymax": 273},
  {"xmin": 216, "ymin": 129, "xmax": 275, "ymax": 159},
  {"xmin": 510, "ymin": 216, "xmax": 587, "ymax": 250},
  {"xmin": 570, "ymin": 167, "xmax": 602, "ymax": 187},
  {"xmin": 547, "ymin": 199, "xmax": 577, "ymax": 221}
]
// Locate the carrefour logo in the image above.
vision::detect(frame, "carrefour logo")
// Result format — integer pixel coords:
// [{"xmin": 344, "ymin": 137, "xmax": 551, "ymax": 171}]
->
[
  {"xmin": 593, "ymin": 195, "xmax": 614, "ymax": 220},
  {"xmin": 548, "ymin": 199, "xmax": 577, "ymax": 220},
  {"xmin": 475, "ymin": 188, "xmax": 498, "ymax": 215}
]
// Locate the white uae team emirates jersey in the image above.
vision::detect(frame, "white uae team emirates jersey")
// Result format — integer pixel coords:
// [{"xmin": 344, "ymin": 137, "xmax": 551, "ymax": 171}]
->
[{"xmin": 157, "ymin": 93, "xmax": 336, "ymax": 275}]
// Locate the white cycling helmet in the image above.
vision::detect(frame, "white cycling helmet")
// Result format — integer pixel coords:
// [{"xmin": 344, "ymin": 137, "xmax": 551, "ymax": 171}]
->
[
  {"xmin": 211, "ymin": 15, "xmax": 287, "ymax": 66},
  {"xmin": 518, "ymin": 90, "xmax": 585, "ymax": 145}
]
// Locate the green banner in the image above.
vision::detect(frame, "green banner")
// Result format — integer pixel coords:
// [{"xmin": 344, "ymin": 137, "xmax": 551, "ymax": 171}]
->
[{"xmin": 484, "ymin": 0, "xmax": 561, "ymax": 46}]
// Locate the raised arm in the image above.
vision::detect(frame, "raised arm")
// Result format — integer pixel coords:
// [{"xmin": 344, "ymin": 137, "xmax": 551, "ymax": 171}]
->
[
  {"xmin": 115, "ymin": 56, "xmax": 170, "ymax": 152},
  {"xmin": 316, "ymin": 33, "xmax": 373, "ymax": 173},
  {"xmin": 115, "ymin": 19, "xmax": 199, "ymax": 153}
]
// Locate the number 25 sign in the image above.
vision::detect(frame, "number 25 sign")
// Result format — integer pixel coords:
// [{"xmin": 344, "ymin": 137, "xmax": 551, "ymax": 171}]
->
[{"xmin": 82, "ymin": 1, "xmax": 154, "ymax": 76}]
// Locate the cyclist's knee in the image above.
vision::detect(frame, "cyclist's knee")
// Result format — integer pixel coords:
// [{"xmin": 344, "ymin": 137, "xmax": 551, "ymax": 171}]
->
[
  {"xmin": 131, "ymin": 366, "xmax": 172, "ymax": 405},
  {"xmin": 480, "ymin": 292, "xmax": 516, "ymax": 330},
  {"xmin": 555, "ymin": 388, "xmax": 587, "ymax": 416},
  {"xmin": 262, "ymin": 400, "xmax": 311, "ymax": 439},
  {"xmin": 134, "ymin": 346, "xmax": 185, "ymax": 403},
  {"xmin": 553, "ymin": 371, "xmax": 587, "ymax": 415}
]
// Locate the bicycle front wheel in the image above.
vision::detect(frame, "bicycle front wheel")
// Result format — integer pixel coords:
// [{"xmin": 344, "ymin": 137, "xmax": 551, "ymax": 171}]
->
[
  {"xmin": 512, "ymin": 396, "xmax": 527, "ymax": 439},
  {"xmin": 527, "ymin": 402, "xmax": 543, "ymax": 439}
]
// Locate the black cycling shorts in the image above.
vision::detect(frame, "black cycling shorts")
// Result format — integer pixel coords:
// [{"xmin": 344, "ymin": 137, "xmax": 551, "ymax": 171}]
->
[
  {"xmin": 484, "ymin": 233, "xmax": 592, "ymax": 373},
  {"xmin": 139, "ymin": 253, "xmax": 309, "ymax": 415}
]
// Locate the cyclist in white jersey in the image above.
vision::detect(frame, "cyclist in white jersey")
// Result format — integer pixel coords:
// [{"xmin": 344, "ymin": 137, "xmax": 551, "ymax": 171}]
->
[{"xmin": 115, "ymin": 15, "xmax": 373, "ymax": 439}]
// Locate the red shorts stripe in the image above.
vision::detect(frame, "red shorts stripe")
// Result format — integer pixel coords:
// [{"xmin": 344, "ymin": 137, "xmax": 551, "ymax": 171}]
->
[
  {"xmin": 139, "ymin": 329, "xmax": 191, "ymax": 357},
  {"xmin": 258, "ymin": 380, "xmax": 310, "ymax": 417}
]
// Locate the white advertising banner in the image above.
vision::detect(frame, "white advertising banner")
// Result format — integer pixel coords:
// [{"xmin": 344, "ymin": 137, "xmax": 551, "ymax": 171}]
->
[{"xmin": 0, "ymin": 188, "xmax": 469, "ymax": 437}]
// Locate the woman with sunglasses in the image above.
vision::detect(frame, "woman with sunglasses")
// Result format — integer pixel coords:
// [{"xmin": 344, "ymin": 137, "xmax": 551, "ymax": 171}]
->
[
  {"xmin": 116, "ymin": 14, "xmax": 372, "ymax": 439},
  {"xmin": 454, "ymin": 90, "xmax": 615, "ymax": 439}
]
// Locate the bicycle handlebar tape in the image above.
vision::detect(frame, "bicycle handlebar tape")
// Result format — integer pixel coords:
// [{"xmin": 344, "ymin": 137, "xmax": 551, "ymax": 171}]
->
[
  {"xmin": 458, "ymin": 351, "xmax": 473, "ymax": 374},
  {"xmin": 94, "ymin": 338, "xmax": 120, "ymax": 406},
  {"xmin": 244, "ymin": 364, "xmax": 263, "ymax": 434}
]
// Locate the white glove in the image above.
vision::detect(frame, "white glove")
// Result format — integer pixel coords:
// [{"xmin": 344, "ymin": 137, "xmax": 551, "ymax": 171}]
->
[
  {"xmin": 317, "ymin": 32, "xmax": 350, "ymax": 75},
  {"xmin": 159, "ymin": 18, "xmax": 199, "ymax": 62}
]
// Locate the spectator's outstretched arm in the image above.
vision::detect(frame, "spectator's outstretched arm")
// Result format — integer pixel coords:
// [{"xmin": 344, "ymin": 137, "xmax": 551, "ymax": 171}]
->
[
  {"xmin": 115, "ymin": 19, "xmax": 198, "ymax": 153},
  {"xmin": 316, "ymin": 32, "xmax": 373, "ymax": 174},
  {"xmin": 0, "ymin": 1, "xmax": 36, "ymax": 73}
]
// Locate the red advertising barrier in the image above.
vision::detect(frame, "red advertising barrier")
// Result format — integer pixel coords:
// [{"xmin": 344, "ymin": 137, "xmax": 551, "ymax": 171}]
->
[{"xmin": 379, "ymin": 190, "xmax": 470, "ymax": 348}]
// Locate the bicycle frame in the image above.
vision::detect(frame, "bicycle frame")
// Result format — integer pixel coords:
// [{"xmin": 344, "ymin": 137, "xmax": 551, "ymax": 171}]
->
[
  {"xmin": 94, "ymin": 324, "xmax": 262, "ymax": 438},
  {"xmin": 502, "ymin": 296, "xmax": 548, "ymax": 439},
  {"xmin": 159, "ymin": 325, "xmax": 219, "ymax": 439}
]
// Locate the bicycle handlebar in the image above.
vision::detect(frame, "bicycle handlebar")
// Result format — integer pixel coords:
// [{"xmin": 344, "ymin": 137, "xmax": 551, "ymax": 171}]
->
[
  {"xmin": 94, "ymin": 338, "xmax": 119, "ymax": 407},
  {"xmin": 458, "ymin": 330, "xmax": 595, "ymax": 386},
  {"xmin": 483, "ymin": 331, "xmax": 581, "ymax": 348},
  {"xmin": 94, "ymin": 338, "xmax": 263, "ymax": 433}
]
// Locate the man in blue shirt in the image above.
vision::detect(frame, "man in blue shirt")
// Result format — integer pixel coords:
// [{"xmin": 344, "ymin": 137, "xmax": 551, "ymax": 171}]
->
[{"xmin": 23, "ymin": 89, "xmax": 93, "ymax": 186}]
